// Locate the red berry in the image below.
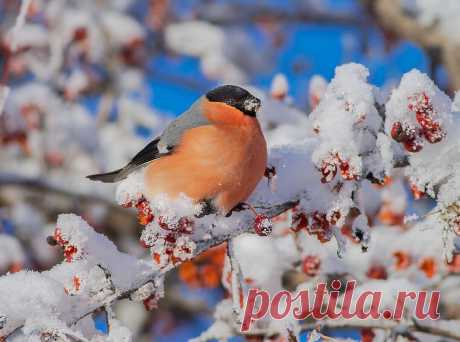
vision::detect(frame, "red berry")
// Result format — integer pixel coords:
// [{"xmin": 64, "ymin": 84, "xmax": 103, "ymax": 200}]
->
[
  {"xmin": 254, "ymin": 215, "xmax": 272, "ymax": 236},
  {"xmin": 178, "ymin": 217, "xmax": 194, "ymax": 234},
  {"xmin": 64, "ymin": 245, "xmax": 78, "ymax": 262},
  {"xmin": 53, "ymin": 227, "xmax": 68, "ymax": 246},
  {"xmin": 361, "ymin": 328, "xmax": 375, "ymax": 342},
  {"xmin": 320, "ymin": 160, "xmax": 337, "ymax": 183},
  {"xmin": 339, "ymin": 159, "xmax": 358, "ymax": 180},
  {"xmin": 391, "ymin": 121, "xmax": 416, "ymax": 143},
  {"xmin": 73, "ymin": 27, "xmax": 88, "ymax": 41},
  {"xmin": 136, "ymin": 199, "xmax": 154, "ymax": 225},
  {"xmin": 391, "ymin": 122, "xmax": 404, "ymax": 142},
  {"xmin": 408, "ymin": 92, "xmax": 431, "ymax": 112},
  {"xmin": 366, "ymin": 264, "xmax": 388, "ymax": 280},
  {"xmin": 158, "ymin": 216, "xmax": 170, "ymax": 230},
  {"xmin": 403, "ymin": 138, "xmax": 423, "ymax": 152},
  {"xmin": 291, "ymin": 212, "xmax": 308, "ymax": 232},
  {"xmin": 72, "ymin": 276, "xmax": 81, "ymax": 291},
  {"xmin": 416, "ymin": 111, "xmax": 435, "ymax": 130},
  {"xmin": 121, "ymin": 201, "xmax": 133, "ymax": 208},
  {"xmin": 143, "ymin": 295, "xmax": 158, "ymax": 311},
  {"xmin": 422, "ymin": 124, "xmax": 444, "ymax": 144},
  {"xmin": 329, "ymin": 211, "xmax": 341, "ymax": 225},
  {"xmin": 308, "ymin": 212, "xmax": 332, "ymax": 243},
  {"xmin": 164, "ymin": 233, "xmax": 177, "ymax": 244},
  {"xmin": 301, "ymin": 255, "xmax": 321, "ymax": 277}
]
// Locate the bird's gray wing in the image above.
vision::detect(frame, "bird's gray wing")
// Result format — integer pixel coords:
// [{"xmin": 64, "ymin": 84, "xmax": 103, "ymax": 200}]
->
[
  {"xmin": 87, "ymin": 97, "xmax": 210, "ymax": 183},
  {"xmin": 157, "ymin": 96, "xmax": 209, "ymax": 150}
]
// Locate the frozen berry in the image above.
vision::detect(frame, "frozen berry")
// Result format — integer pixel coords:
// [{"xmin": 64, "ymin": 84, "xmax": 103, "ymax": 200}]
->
[
  {"xmin": 301, "ymin": 255, "xmax": 321, "ymax": 277},
  {"xmin": 403, "ymin": 138, "xmax": 423, "ymax": 153},
  {"xmin": 320, "ymin": 160, "xmax": 337, "ymax": 183},
  {"xmin": 366, "ymin": 264, "xmax": 388, "ymax": 280},
  {"xmin": 291, "ymin": 212, "xmax": 308, "ymax": 232},
  {"xmin": 254, "ymin": 214, "xmax": 272, "ymax": 236}
]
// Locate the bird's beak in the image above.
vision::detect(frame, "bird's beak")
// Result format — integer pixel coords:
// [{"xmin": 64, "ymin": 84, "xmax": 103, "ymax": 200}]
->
[{"xmin": 244, "ymin": 96, "xmax": 261, "ymax": 114}]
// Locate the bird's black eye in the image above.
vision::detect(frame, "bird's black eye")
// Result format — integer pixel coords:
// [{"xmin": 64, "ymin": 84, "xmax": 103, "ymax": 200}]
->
[{"xmin": 206, "ymin": 85, "xmax": 261, "ymax": 117}]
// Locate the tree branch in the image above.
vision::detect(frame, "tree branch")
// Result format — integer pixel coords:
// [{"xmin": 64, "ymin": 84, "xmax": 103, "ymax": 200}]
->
[
  {"xmin": 361, "ymin": 0, "xmax": 460, "ymax": 91},
  {"xmin": 0, "ymin": 199, "xmax": 297, "ymax": 339}
]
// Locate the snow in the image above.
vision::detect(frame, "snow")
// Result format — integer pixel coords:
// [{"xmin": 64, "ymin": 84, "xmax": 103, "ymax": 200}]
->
[
  {"xmin": 385, "ymin": 70, "xmax": 458, "ymax": 197},
  {"xmin": 310, "ymin": 63, "xmax": 384, "ymax": 185},
  {"xmin": 0, "ymin": 86, "xmax": 10, "ymax": 117},
  {"xmin": 0, "ymin": 214, "xmax": 153, "ymax": 338},
  {"xmin": 233, "ymin": 234, "xmax": 284, "ymax": 291},
  {"xmin": 0, "ymin": 235, "xmax": 25, "ymax": 271},
  {"xmin": 101, "ymin": 11, "xmax": 145, "ymax": 47},
  {"xmin": 270, "ymin": 73, "xmax": 289, "ymax": 99},
  {"xmin": 55, "ymin": 214, "xmax": 152, "ymax": 290},
  {"xmin": 165, "ymin": 21, "xmax": 246, "ymax": 82},
  {"xmin": 8, "ymin": 24, "xmax": 48, "ymax": 49},
  {"xmin": 308, "ymin": 75, "xmax": 327, "ymax": 109},
  {"xmin": 165, "ymin": 21, "xmax": 225, "ymax": 58},
  {"xmin": 402, "ymin": 0, "xmax": 460, "ymax": 43}
]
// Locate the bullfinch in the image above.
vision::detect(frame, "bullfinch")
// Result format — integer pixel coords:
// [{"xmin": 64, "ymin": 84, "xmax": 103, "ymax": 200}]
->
[{"xmin": 87, "ymin": 85, "xmax": 267, "ymax": 216}]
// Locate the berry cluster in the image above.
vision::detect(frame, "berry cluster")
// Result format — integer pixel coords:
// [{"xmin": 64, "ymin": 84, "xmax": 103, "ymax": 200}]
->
[
  {"xmin": 64, "ymin": 275, "xmax": 82, "ymax": 295},
  {"xmin": 253, "ymin": 214, "xmax": 273, "ymax": 236},
  {"xmin": 121, "ymin": 196, "xmax": 154, "ymax": 225},
  {"xmin": 390, "ymin": 92, "xmax": 445, "ymax": 152},
  {"xmin": 393, "ymin": 251, "xmax": 439, "ymax": 278},
  {"xmin": 319, "ymin": 153, "xmax": 359, "ymax": 184},
  {"xmin": 52, "ymin": 228, "xmax": 79, "ymax": 262},
  {"xmin": 143, "ymin": 293, "xmax": 162, "ymax": 311},
  {"xmin": 140, "ymin": 213, "xmax": 196, "ymax": 268},
  {"xmin": 291, "ymin": 210, "xmax": 332, "ymax": 243}
]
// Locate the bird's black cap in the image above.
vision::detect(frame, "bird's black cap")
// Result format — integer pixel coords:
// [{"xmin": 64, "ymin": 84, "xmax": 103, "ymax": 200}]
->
[{"xmin": 205, "ymin": 85, "xmax": 261, "ymax": 117}]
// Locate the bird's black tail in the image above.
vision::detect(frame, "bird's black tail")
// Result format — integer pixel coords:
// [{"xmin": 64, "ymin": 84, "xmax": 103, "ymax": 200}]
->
[
  {"xmin": 87, "ymin": 137, "xmax": 162, "ymax": 183},
  {"xmin": 86, "ymin": 168, "xmax": 126, "ymax": 183}
]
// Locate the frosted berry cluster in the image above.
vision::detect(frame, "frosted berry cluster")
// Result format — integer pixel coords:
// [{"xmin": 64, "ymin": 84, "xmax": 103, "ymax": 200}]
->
[{"xmin": 390, "ymin": 92, "xmax": 445, "ymax": 152}]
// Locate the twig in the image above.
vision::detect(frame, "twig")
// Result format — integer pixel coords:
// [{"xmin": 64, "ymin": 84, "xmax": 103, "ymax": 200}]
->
[
  {"xmin": 361, "ymin": 0, "xmax": 460, "ymax": 92},
  {"xmin": 1, "ymin": 200, "xmax": 297, "ymax": 338},
  {"xmin": 8, "ymin": 0, "xmax": 32, "ymax": 53},
  {"xmin": 0, "ymin": 173, "xmax": 127, "ymax": 215},
  {"xmin": 227, "ymin": 239, "xmax": 243, "ymax": 322}
]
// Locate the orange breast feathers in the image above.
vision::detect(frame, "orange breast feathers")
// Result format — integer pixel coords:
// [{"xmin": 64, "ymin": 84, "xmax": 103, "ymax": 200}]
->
[{"xmin": 144, "ymin": 99, "xmax": 267, "ymax": 214}]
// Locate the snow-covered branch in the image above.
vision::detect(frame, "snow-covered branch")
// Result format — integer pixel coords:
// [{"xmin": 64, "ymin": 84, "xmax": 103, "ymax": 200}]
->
[{"xmin": 0, "ymin": 196, "xmax": 295, "ymax": 339}]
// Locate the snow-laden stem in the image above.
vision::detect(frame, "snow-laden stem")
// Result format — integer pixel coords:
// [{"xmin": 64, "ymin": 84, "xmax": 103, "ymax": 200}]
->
[
  {"xmin": 227, "ymin": 239, "xmax": 243, "ymax": 322},
  {"xmin": 8, "ymin": 0, "xmax": 33, "ymax": 52}
]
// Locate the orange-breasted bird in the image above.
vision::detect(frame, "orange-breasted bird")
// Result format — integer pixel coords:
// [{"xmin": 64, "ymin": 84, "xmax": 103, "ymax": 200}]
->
[{"xmin": 87, "ymin": 85, "xmax": 268, "ymax": 216}]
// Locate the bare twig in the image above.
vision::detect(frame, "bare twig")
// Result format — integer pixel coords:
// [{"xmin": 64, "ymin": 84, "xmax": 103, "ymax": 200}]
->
[{"xmin": 361, "ymin": 0, "xmax": 460, "ymax": 91}]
